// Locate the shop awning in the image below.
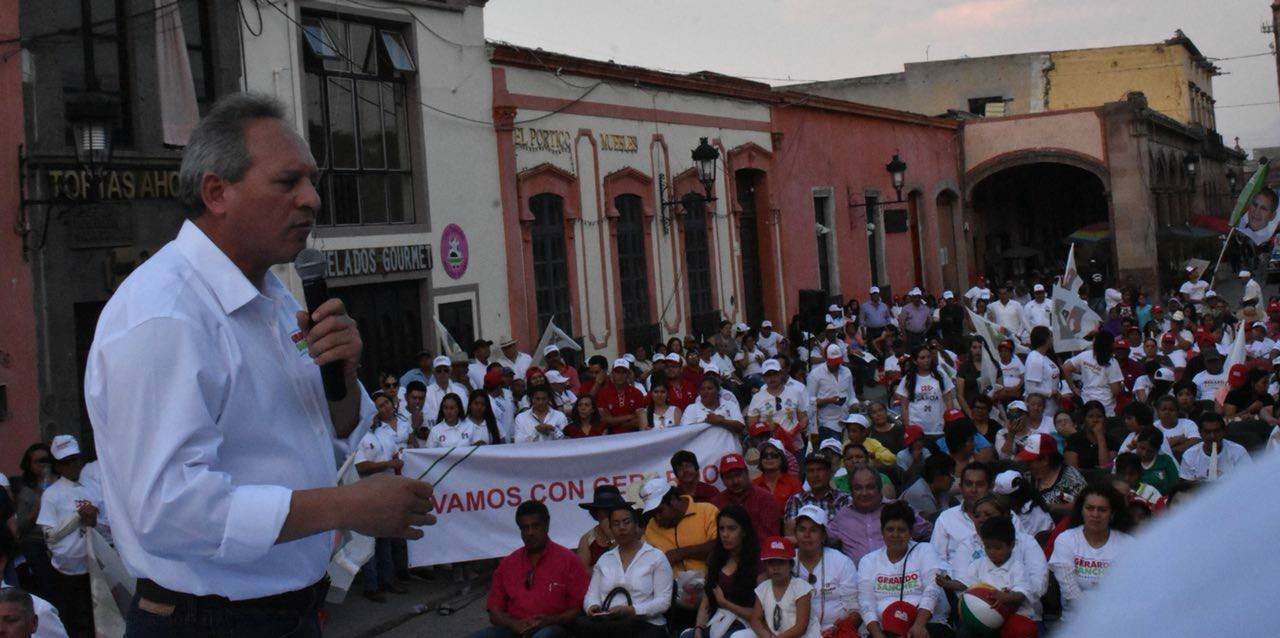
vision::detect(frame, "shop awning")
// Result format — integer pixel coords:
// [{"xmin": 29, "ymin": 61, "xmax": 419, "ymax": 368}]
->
[
  {"xmin": 1189, "ymin": 214, "xmax": 1231, "ymax": 234},
  {"xmin": 1160, "ymin": 224, "xmax": 1221, "ymax": 240},
  {"xmin": 1066, "ymin": 222, "xmax": 1110, "ymax": 243}
]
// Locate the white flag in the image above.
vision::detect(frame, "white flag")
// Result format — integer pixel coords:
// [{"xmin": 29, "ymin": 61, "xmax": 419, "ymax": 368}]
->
[
  {"xmin": 532, "ymin": 316, "xmax": 582, "ymax": 367},
  {"xmin": 1060, "ymin": 243, "xmax": 1083, "ymax": 295},
  {"xmin": 1224, "ymin": 321, "xmax": 1247, "ymax": 374},
  {"xmin": 965, "ymin": 308, "xmax": 1005, "ymax": 390},
  {"xmin": 1049, "ymin": 285, "xmax": 1103, "ymax": 354},
  {"xmin": 434, "ymin": 315, "xmax": 465, "ymax": 357}
]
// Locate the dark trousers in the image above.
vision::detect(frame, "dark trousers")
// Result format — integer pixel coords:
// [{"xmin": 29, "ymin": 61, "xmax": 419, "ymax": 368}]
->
[
  {"xmin": 124, "ymin": 583, "xmax": 326, "ymax": 638},
  {"xmin": 360, "ymin": 537, "xmax": 394, "ymax": 593},
  {"xmin": 50, "ymin": 570, "xmax": 94, "ymax": 638}
]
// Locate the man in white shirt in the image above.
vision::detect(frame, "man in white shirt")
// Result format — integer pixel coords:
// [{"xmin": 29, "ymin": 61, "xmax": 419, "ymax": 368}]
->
[
  {"xmin": 1022, "ymin": 284, "xmax": 1053, "ymax": 330},
  {"xmin": 424, "ymin": 355, "xmax": 470, "ymax": 422},
  {"xmin": 756, "ymin": 320, "xmax": 783, "ymax": 357},
  {"xmin": 964, "ymin": 275, "xmax": 990, "ymax": 309},
  {"xmin": 988, "ymin": 284, "xmax": 1026, "ymax": 342},
  {"xmin": 931, "ymin": 462, "xmax": 992, "ymax": 566},
  {"xmin": 492, "ymin": 335, "xmax": 533, "ymax": 381},
  {"xmin": 747, "ymin": 360, "xmax": 809, "ymax": 452},
  {"xmin": 83, "ymin": 95, "xmax": 433, "ymax": 635},
  {"xmin": 805, "ymin": 345, "xmax": 858, "ymax": 444},
  {"xmin": 1239, "ymin": 271, "xmax": 1264, "ymax": 308},
  {"xmin": 1190, "ymin": 352, "xmax": 1229, "ymax": 402},
  {"xmin": 35, "ymin": 435, "xmax": 99, "ymax": 636},
  {"xmin": 1180, "ymin": 413, "xmax": 1252, "ymax": 482},
  {"xmin": 467, "ymin": 339, "xmax": 494, "ymax": 391}
]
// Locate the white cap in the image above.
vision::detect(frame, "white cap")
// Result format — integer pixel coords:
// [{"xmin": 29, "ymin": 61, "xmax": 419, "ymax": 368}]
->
[
  {"xmin": 869, "ymin": 286, "xmax": 881, "ymax": 295},
  {"xmin": 1033, "ymin": 284, "xmax": 1046, "ymax": 293},
  {"xmin": 1006, "ymin": 400, "xmax": 1028, "ymax": 413},
  {"xmin": 652, "ymin": 353, "xmax": 666, "ymax": 362},
  {"xmin": 828, "ymin": 304, "xmax": 842, "ymax": 313},
  {"xmin": 1186, "ymin": 265, "xmax": 1197, "ymax": 272},
  {"xmin": 612, "ymin": 358, "xmax": 631, "ymax": 371},
  {"xmin": 51, "ymin": 434, "xmax": 80, "ymax": 461},
  {"xmin": 1172, "ymin": 311, "xmax": 1186, "ymax": 321},
  {"xmin": 841, "ymin": 413, "xmax": 870, "ymax": 428},
  {"xmin": 761, "ymin": 359, "xmax": 783, "ymax": 374},
  {"xmin": 623, "ymin": 353, "xmax": 637, "ymax": 363},
  {"xmin": 700, "ymin": 361, "xmax": 721, "ymax": 375},
  {"xmin": 819, "ymin": 438, "xmax": 843, "ymax": 455},
  {"xmin": 942, "ymin": 290, "xmax": 955, "ymax": 299},
  {"xmin": 735, "ymin": 322, "xmax": 749, "ymax": 334},
  {"xmin": 992, "ymin": 470, "xmax": 1022, "ymax": 495},
  {"xmin": 825, "ymin": 344, "xmax": 844, "ymax": 360},
  {"xmin": 666, "ymin": 352, "xmax": 683, "ymax": 363},
  {"xmin": 761, "ymin": 319, "xmax": 773, "ymax": 328},
  {"xmin": 1239, "ymin": 270, "xmax": 1252, "ymax": 278},
  {"xmin": 1205, "ymin": 290, "xmax": 1218, "ymax": 298},
  {"xmin": 544, "ymin": 344, "xmax": 561, "ymax": 355},
  {"xmin": 908, "ymin": 287, "xmax": 922, "ymax": 296},
  {"xmin": 545, "ymin": 369, "xmax": 569, "ymax": 384},
  {"xmin": 1253, "ymin": 321, "xmax": 1268, "ymax": 330},
  {"xmin": 765, "ymin": 438, "xmax": 787, "ymax": 454},
  {"xmin": 1154, "ymin": 367, "xmax": 1176, "ymax": 382},
  {"xmin": 796, "ymin": 503, "xmax": 828, "ymax": 527},
  {"xmin": 639, "ymin": 477, "xmax": 674, "ymax": 513},
  {"xmin": 825, "ymin": 322, "xmax": 839, "ymax": 331},
  {"xmin": 432, "ymin": 355, "xmax": 452, "ymax": 369}
]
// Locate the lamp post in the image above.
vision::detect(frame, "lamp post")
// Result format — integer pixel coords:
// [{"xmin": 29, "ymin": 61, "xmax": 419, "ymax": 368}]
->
[
  {"xmin": 658, "ymin": 137, "xmax": 720, "ymax": 234},
  {"xmin": 848, "ymin": 152, "xmax": 910, "ymax": 209}
]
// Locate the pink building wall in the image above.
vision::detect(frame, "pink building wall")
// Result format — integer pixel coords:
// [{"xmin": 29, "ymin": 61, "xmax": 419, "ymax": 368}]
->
[
  {"xmin": 0, "ymin": 11, "xmax": 39, "ymax": 474},
  {"xmin": 770, "ymin": 96, "xmax": 962, "ymax": 317}
]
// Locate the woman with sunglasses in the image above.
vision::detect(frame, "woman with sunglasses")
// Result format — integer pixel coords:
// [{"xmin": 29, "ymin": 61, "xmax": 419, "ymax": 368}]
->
[
  {"xmin": 745, "ymin": 359, "xmax": 807, "ymax": 453},
  {"xmin": 793, "ymin": 505, "xmax": 860, "ymax": 637},
  {"xmin": 753, "ymin": 439, "xmax": 803, "ymax": 510}
]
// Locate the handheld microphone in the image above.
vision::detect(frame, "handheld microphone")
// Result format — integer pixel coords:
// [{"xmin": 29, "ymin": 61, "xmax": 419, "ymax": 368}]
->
[{"xmin": 294, "ymin": 248, "xmax": 348, "ymax": 401}]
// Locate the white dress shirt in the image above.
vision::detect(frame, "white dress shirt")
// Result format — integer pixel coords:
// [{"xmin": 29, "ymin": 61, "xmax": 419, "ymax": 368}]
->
[
  {"xmin": 1179, "ymin": 441, "xmax": 1252, "ymax": 481},
  {"xmin": 84, "ymin": 221, "xmax": 375, "ymax": 600},
  {"xmin": 951, "ymin": 531, "xmax": 1048, "ymax": 618},
  {"xmin": 679, "ymin": 398, "xmax": 744, "ymax": 425},
  {"xmin": 468, "ymin": 359, "xmax": 492, "ymax": 391},
  {"xmin": 494, "ymin": 351, "xmax": 533, "ymax": 380},
  {"xmin": 757, "ymin": 330, "xmax": 783, "ymax": 357},
  {"xmin": 37, "ymin": 477, "xmax": 95, "ymax": 575},
  {"xmin": 583, "ymin": 542, "xmax": 674, "ymax": 626},
  {"xmin": 423, "ymin": 380, "xmax": 469, "ymax": 424},
  {"xmin": 929, "ymin": 505, "xmax": 975, "ymax": 566},
  {"xmin": 989, "ymin": 300, "xmax": 1026, "ymax": 338},
  {"xmin": 806, "ymin": 364, "xmax": 858, "ymax": 431},
  {"xmin": 427, "ymin": 419, "xmax": 483, "ymax": 448},
  {"xmin": 513, "ymin": 408, "xmax": 568, "ymax": 443},
  {"xmin": 794, "ymin": 547, "xmax": 859, "ymax": 632},
  {"xmin": 0, "ymin": 583, "xmax": 66, "ymax": 638},
  {"xmin": 1022, "ymin": 298, "xmax": 1053, "ymax": 330},
  {"xmin": 353, "ymin": 426, "xmax": 398, "ymax": 475},
  {"xmin": 488, "ymin": 392, "xmax": 516, "ymax": 442}
]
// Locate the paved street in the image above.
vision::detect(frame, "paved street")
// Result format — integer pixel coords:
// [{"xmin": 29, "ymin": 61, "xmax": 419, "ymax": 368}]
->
[{"xmin": 325, "ymin": 568, "xmax": 493, "ymax": 638}]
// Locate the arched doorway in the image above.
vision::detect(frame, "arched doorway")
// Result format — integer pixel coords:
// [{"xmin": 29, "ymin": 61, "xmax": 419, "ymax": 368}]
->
[{"xmin": 969, "ymin": 162, "xmax": 1109, "ymax": 283}]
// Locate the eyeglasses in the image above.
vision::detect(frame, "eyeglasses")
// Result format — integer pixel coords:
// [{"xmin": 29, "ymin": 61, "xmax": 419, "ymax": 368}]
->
[
  {"xmin": 524, "ymin": 569, "xmax": 535, "ymax": 590},
  {"xmin": 773, "ymin": 605, "xmax": 783, "ymax": 631},
  {"xmin": 775, "ymin": 397, "xmax": 783, "ymax": 411}
]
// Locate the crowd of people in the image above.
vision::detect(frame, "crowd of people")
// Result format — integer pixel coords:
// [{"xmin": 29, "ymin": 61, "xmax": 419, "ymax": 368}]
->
[{"xmin": 6, "ymin": 181, "xmax": 1280, "ymax": 636}]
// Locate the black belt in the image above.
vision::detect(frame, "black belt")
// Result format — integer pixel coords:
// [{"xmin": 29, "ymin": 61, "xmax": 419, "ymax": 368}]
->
[{"xmin": 136, "ymin": 577, "xmax": 329, "ymax": 612}]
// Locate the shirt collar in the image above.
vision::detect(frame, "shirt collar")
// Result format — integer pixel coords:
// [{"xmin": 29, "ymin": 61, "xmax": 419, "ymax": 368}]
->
[{"xmin": 174, "ymin": 220, "xmax": 264, "ymax": 315}]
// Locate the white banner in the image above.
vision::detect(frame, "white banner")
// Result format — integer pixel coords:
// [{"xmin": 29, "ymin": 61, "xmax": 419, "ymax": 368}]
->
[
  {"xmin": 1050, "ymin": 285, "xmax": 1102, "ymax": 354},
  {"xmin": 403, "ymin": 424, "xmax": 741, "ymax": 566}
]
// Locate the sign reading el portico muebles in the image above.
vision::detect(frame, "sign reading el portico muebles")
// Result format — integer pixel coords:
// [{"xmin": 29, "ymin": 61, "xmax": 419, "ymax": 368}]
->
[{"xmin": 325, "ymin": 245, "xmax": 432, "ymax": 279}]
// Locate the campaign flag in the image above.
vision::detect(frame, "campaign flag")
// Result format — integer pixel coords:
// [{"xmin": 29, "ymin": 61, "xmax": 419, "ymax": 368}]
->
[
  {"xmin": 965, "ymin": 308, "xmax": 1005, "ymax": 390},
  {"xmin": 87, "ymin": 528, "xmax": 133, "ymax": 638},
  {"xmin": 433, "ymin": 315, "xmax": 465, "ymax": 357},
  {"xmin": 1060, "ymin": 243, "xmax": 1083, "ymax": 295},
  {"xmin": 532, "ymin": 316, "xmax": 582, "ymax": 367},
  {"xmin": 402, "ymin": 424, "xmax": 740, "ymax": 566},
  {"xmin": 1228, "ymin": 159, "xmax": 1271, "ymax": 227},
  {"xmin": 1050, "ymin": 285, "xmax": 1103, "ymax": 354}
]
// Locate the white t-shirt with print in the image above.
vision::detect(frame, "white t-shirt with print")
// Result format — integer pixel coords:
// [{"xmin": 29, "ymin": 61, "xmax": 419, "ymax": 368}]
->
[
  {"xmin": 1066, "ymin": 351, "xmax": 1123, "ymax": 415},
  {"xmin": 1048, "ymin": 527, "xmax": 1134, "ymax": 602},
  {"xmin": 1191, "ymin": 369, "xmax": 1229, "ymax": 402},
  {"xmin": 895, "ymin": 373, "xmax": 956, "ymax": 435},
  {"xmin": 755, "ymin": 578, "xmax": 819, "ymax": 638},
  {"xmin": 747, "ymin": 385, "xmax": 808, "ymax": 448}
]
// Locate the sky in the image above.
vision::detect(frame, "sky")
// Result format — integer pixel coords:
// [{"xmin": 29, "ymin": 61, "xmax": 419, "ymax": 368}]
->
[{"xmin": 485, "ymin": 0, "xmax": 1280, "ymax": 152}]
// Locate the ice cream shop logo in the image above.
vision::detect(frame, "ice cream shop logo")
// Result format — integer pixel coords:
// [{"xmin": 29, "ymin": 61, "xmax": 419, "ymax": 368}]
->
[{"xmin": 441, "ymin": 224, "xmax": 469, "ymax": 280}]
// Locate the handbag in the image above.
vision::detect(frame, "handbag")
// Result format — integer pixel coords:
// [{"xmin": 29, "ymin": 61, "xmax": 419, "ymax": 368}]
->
[{"xmin": 573, "ymin": 586, "xmax": 643, "ymax": 638}]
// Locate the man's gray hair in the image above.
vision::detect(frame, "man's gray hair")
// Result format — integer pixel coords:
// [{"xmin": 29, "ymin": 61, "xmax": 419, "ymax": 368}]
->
[
  {"xmin": 0, "ymin": 587, "xmax": 36, "ymax": 621},
  {"xmin": 177, "ymin": 92, "xmax": 289, "ymax": 219}
]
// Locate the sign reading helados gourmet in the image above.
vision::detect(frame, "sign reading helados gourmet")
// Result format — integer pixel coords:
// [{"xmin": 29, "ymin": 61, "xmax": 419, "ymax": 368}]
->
[{"xmin": 402, "ymin": 424, "xmax": 740, "ymax": 566}]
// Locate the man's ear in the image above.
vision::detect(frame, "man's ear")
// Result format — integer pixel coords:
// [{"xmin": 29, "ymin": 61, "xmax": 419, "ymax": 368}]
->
[{"xmin": 200, "ymin": 171, "xmax": 232, "ymax": 219}]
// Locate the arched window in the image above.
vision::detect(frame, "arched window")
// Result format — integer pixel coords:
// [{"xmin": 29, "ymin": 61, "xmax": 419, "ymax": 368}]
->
[
  {"xmin": 529, "ymin": 193, "xmax": 573, "ymax": 333},
  {"xmin": 682, "ymin": 193, "xmax": 717, "ymax": 337},
  {"xmin": 614, "ymin": 194, "xmax": 654, "ymax": 350}
]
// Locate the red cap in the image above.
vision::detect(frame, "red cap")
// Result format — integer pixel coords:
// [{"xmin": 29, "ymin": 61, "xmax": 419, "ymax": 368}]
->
[
  {"xmin": 1269, "ymin": 300, "xmax": 1280, "ymax": 314},
  {"xmin": 944, "ymin": 408, "xmax": 965, "ymax": 423},
  {"xmin": 1152, "ymin": 305, "xmax": 1163, "ymax": 313},
  {"xmin": 1160, "ymin": 333, "xmax": 1175, "ymax": 344},
  {"xmin": 524, "ymin": 365, "xmax": 544, "ymax": 381},
  {"xmin": 748, "ymin": 421, "xmax": 771, "ymax": 438},
  {"xmin": 1114, "ymin": 339, "xmax": 1130, "ymax": 350},
  {"xmin": 904, "ymin": 424, "xmax": 925, "ymax": 447},
  {"xmin": 1228, "ymin": 364, "xmax": 1249, "ymax": 388},
  {"xmin": 881, "ymin": 601, "xmax": 919, "ymax": 636},
  {"xmin": 760, "ymin": 536, "xmax": 795, "ymax": 561},
  {"xmin": 1194, "ymin": 330, "xmax": 1213, "ymax": 345},
  {"xmin": 483, "ymin": 368, "xmax": 504, "ymax": 388},
  {"xmin": 718, "ymin": 453, "xmax": 748, "ymax": 475},
  {"xmin": 1016, "ymin": 433, "xmax": 1057, "ymax": 462},
  {"xmin": 1058, "ymin": 395, "xmax": 1074, "ymax": 413}
]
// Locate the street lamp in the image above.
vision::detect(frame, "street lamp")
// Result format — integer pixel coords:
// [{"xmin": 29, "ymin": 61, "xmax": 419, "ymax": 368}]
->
[
  {"xmin": 1183, "ymin": 153, "xmax": 1199, "ymax": 188},
  {"xmin": 1226, "ymin": 168, "xmax": 1237, "ymax": 194},
  {"xmin": 658, "ymin": 137, "xmax": 721, "ymax": 234},
  {"xmin": 65, "ymin": 91, "xmax": 121, "ymax": 198},
  {"xmin": 849, "ymin": 152, "xmax": 911, "ymax": 209}
]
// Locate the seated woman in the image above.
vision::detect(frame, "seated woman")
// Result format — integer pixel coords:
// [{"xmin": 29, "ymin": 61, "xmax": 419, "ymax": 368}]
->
[
  {"xmin": 581, "ymin": 503, "xmax": 672, "ymax": 638},
  {"xmin": 1048, "ymin": 483, "xmax": 1135, "ymax": 619},
  {"xmin": 856, "ymin": 501, "xmax": 951, "ymax": 638},
  {"xmin": 753, "ymin": 439, "xmax": 803, "ymax": 510},
  {"xmin": 1018, "ymin": 433, "xmax": 1087, "ymax": 521},
  {"xmin": 565, "ymin": 395, "xmax": 607, "ymax": 439},
  {"xmin": 682, "ymin": 505, "xmax": 761, "ymax": 638}
]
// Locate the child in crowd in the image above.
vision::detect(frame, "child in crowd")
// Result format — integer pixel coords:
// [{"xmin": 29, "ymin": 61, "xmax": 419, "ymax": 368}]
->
[
  {"xmin": 753, "ymin": 536, "xmax": 818, "ymax": 638},
  {"xmin": 938, "ymin": 516, "xmax": 1044, "ymax": 634},
  {"xmin": 1113, "ymin": 452, "xmax": 1167, "ymax": 512}
]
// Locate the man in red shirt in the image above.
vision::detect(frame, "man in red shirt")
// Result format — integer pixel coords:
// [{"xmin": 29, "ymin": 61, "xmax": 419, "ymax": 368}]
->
[
  {"xmin": 543, "ymin": 345, "xmax": 581, "ymax": 394},
  {"xmin": 670, "ymin": 450, "xmax": 720, "ymax": 502},
  {"xmin": 596, "ymin": 358, "xmax": 648, "ymax": 434},
  {"xmin": 473, "ymin": 501, "xmax": 588, "ymax": 638},
  {"xmin": 710, "ymin": 453, "xmax": 781, "ymax": 537},
  {"xmin": 663, "ymin": 353, "xmax": 699, "ymax": 409},
  {"xmin": 576, "ymin": 355, "xmax": 609, "ymax": 398}
]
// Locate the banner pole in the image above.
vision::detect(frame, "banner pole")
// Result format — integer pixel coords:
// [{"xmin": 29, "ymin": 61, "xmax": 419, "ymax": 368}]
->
[{"xmin": 1206, "ymin": 226, "xmax": 1236, "ymax": 291}]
